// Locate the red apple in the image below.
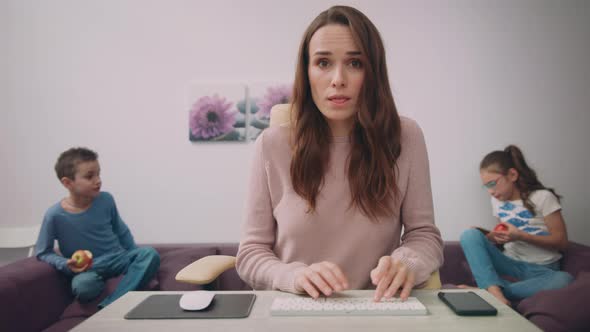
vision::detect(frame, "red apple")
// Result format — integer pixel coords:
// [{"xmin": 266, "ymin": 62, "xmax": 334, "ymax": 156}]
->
[
  {"xmin": 493, "ymin": 223, "xmax": 508, "ymax": 232},
  {"xmin": 71, "ymin": 250, "xmax": 93, "ymax": 270}
]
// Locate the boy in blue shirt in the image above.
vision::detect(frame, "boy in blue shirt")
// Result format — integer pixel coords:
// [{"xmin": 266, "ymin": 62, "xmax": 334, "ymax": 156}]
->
[{"xmin": 35, "ymin": 147, "xmax": 160, "ymax": 308}]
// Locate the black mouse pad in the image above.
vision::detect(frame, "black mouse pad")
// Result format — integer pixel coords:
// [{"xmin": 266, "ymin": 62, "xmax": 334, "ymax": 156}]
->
[{"xmin": 124, "ymin": 294, "xmax": 256, "ymax": 319}]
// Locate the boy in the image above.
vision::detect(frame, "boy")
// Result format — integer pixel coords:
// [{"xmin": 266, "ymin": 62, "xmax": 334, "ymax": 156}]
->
[{"xmin": 35, "ymin": 147, "xmax": 160, "ymax": 308}]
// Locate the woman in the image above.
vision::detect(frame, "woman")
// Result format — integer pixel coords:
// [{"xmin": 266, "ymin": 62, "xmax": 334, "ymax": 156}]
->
[{"xmin": 237, "ymin": 5, "xmax": 443, "ymax": 302}]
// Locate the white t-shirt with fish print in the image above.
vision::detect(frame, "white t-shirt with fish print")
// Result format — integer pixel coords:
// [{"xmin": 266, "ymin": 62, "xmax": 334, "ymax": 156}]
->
[{"xmin": 491, "ymin": 189, "xmax": 562, "ymax": 265}]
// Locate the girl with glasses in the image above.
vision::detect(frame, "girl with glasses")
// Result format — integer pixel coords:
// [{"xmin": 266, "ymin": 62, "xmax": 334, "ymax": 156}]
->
[{"xmin": 460, "ymin": 145, "xmax": 573, "ymax": 305}]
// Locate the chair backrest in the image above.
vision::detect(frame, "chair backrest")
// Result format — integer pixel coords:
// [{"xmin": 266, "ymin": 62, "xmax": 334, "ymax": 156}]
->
[
  {"xmin": 269, "ymin": 103, "xmax": 292, "ymax": 127},
  {"xmin": 0, "ymin": 224, "xmax": 41, "ymax": 257}
]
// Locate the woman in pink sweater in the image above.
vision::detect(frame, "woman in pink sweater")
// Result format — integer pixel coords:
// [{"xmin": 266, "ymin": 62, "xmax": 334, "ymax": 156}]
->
[{"xmin": 236, "ymin": 5, "xmax": 443, "ymax": 302}]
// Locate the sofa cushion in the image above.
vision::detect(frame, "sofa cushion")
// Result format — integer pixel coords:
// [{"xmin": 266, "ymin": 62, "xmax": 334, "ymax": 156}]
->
[
  {"xmin": 0, "ymin": 276, "xmax": 27, "ymax": 332},
  {"xmin": 59, "ymin": 272, "xmax": 159, "ymax": 320},
  {"xmin": 439, "ymin": 242, "xmax": 476, "ymax": 286},
  {"xmin": 156, "ymin": 246, "xmax": 217, "ymax": 291},
  {"xmin": 60, "ymin": 275, "xmax": 123, "ymax": 319},
  {"xmin": 214, "ymin": 245, "xmax": 250, "ymax": 290},
  {"xmin": 517, "ymin": 272, "xmax": 590, "ymax": 332},
  {"xmin": 42, "ymin": 317, "xmax": 85, "ymax": 332},
  {"xmin": 1, "ymin": 258, "xmax": 73, "ymax": 332},
  {"xmin": 561, "ymin": 242, "xmax": 590, "ymax": 277}
]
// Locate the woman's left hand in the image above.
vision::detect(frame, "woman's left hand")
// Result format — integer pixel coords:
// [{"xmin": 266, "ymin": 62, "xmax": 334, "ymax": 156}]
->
[{"xmin": 370, "ymin": 256, "xmax": 415, "ymax": 302}]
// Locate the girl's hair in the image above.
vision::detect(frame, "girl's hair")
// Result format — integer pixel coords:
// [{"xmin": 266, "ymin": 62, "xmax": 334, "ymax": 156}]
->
[
  {"xmin": 480, "ymin": 145, "xmax": 561, "ymax": 212},
  {"xmin": 290, "ymin": 5, "xmax": 401, "ymax": 220}
]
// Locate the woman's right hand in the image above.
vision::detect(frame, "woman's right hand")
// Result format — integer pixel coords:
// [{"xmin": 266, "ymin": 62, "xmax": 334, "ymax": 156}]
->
[{"xmin": 294, "ymin": 261, "xmax": 349, "ymax": 299}]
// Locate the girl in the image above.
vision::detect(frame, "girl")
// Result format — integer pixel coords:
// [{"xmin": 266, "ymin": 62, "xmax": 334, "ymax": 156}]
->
[
  {"xmin": 461, "ymin": 145, "xmax": 573, "ymax": 305},
  {"xmin": 236, "ymin": 6, "xmax": 443, "ymax": 302}
]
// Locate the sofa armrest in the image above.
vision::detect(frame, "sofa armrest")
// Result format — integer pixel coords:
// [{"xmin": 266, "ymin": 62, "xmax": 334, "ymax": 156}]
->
[
  {"xmin": 561, "ymin": 242, "xmax": 590, "ymax": 277},
  {"xmin": 0, "ymin": 257, "xmax": 72, "ymax": 332},
  {"xmin": 517, "ymin": 272, "xmax": 590, "ymax": 332}
]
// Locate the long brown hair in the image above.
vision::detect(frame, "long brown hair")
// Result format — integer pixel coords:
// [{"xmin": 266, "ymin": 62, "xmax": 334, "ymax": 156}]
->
[
  {"xmin": 480, "ymin": 145, "xmax": 561, "ymax": 212},
  {"xmin": 290, "ymin": 6, "xmax": 402, "ymax": 220}
]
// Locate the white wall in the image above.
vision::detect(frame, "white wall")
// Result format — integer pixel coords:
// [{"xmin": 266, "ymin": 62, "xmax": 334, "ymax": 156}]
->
[{"xmin": 2, "ymin": 0, "xmax": 589, "ymax": 264}]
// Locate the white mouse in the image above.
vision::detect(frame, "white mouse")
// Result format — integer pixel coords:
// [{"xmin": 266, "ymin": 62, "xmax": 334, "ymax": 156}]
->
[{"xmin": 179, "ymin": 290, "xmax": 215, "ymax": 311}]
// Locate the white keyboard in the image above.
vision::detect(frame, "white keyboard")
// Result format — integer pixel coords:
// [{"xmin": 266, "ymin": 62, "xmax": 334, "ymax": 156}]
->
[{"xmin": 270, "ymin": 296, "xmax": 428, "ymax": 316}]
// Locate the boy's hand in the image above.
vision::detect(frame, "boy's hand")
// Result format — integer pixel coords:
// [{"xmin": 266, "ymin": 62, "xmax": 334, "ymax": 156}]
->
[
  {"xmin": 370, "ymin": 256, "xmax": 415, "ymax": 302},
  {"xmin": 66, "ymin": 258, "xmax": 90, "ymax": 273},
  {"xmin": 294, "ymin": 261, "xmax": 349, "ymax": 299}
]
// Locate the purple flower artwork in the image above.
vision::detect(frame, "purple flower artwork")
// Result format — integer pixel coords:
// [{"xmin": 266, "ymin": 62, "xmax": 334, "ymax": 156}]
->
[
  {"xmin": 189, "ymin": 93, "xmax": 243, "ymax": 142},
  {"xmin": 256, "ymin": 85, "xmax": 292, "ymax": 120},
  {"xmin": 248, "ymin": 83, "xmax": 292, "ymax": 140},
  {"xmin": 187, "ymin": 82, "xmax": 291, "ymax": 143}
]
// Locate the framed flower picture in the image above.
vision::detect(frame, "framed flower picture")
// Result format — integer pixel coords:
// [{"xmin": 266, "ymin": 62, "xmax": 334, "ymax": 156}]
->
[
  {"xmin": 188, "ymin": 83, "xmax": 247, "ymax": 142},
  {"xmin": 187, "ymin": 82, "xmax": 292, "ymax": 142},
  {"xmin": 247, "ymin": 82, "xmax": 292, "ymax": 140}
]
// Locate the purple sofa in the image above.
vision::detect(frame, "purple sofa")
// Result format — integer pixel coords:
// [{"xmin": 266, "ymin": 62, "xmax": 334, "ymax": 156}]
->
[{"xmin": 1, "ymin": 242, "xmax": 588, "ymax": 332}]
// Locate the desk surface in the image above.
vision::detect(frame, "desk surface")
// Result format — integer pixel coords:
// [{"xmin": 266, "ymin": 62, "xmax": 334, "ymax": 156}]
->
[{"xmin": 72, "ymin": 289, "xmax": 540, "ymax": 332}]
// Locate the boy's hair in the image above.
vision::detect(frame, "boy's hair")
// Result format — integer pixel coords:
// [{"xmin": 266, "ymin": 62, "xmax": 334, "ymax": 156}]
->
[
  {"xmin": 480, "ymin": 144, "xmax": 561, "ymax": 212},
  {"xmin": 55, "ymin": 147, "xmax": 98, "ymax": 180}
]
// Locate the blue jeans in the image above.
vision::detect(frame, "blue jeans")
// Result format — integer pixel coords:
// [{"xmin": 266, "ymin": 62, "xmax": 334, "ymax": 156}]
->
[
  {"xmin": 71, "ymin": 247, "xmax": 160, "ymax": 308},
  {"xmin": 459, "ymin": 228, "xmax": 573, "ymax": 300}
]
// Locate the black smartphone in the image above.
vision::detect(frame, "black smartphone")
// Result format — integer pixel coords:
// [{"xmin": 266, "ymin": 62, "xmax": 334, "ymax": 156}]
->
[{"xmin": 438, "ymin": 291, "xmax": 498, "ymax": 316}]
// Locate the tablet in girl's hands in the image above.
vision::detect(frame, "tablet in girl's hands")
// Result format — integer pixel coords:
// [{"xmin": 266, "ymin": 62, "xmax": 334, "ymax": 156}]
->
[{"xmin": 438, "ymin": 291, "xmax": 498, "ymax": 316}]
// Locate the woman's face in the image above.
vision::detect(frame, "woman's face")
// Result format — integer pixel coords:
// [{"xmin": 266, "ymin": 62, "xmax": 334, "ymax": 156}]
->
[{"xmin": 308, "ymin": 24, "xmax": 365, "ymax": 136}]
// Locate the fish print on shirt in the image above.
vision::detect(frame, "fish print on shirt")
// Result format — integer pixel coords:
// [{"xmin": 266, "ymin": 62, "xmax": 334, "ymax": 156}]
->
[{"xmin": 499, "ymin": 202, "xmax": 550, "ymax": 236}]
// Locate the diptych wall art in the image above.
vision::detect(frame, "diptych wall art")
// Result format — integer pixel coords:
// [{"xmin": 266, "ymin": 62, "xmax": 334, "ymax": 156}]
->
[{"xmin": 188, "ymin": 82, "xmax": 292, "ymax": 142}]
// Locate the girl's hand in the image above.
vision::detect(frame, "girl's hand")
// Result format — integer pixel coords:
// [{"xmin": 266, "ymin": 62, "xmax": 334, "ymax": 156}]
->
[
  {"xmin": 489, "ymin": 230, "xmax": 509, "ymax": 244},
  {"xmin": 490, "ymin": 223, "xmax": 522, "ymax": 244},
  {"xmin": 294, "ymin": 261, "xmax": 349, "ymax": 299},
  {"xmin": 370, "ymin": 256, "xmax": 415, "ymax": 302},
  {"xmin": 503, "ymin": 222, "xmax": 524, "ymax": 241}
]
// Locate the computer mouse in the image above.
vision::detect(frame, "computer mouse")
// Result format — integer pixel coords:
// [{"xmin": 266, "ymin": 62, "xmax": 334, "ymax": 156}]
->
[{"xmin": 179, "ymin": 290, "xmax": 215, "ymax": 311}]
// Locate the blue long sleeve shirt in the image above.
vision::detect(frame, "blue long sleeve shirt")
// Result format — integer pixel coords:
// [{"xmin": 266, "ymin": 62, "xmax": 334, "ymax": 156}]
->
[{"xmin": 35, "ymin": 192, "xmax": 137, "ymax": 275}]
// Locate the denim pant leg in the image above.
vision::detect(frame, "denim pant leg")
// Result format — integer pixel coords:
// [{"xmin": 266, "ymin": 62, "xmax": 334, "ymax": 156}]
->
[
  {"xmin": 71, "ymin": 271, "xmax": 105, "ymax": 303},
  {"xmin": 98, "ymin": 247, "xmax": 160, "ymax": 308},
  {"xmin": 502, "ymin": 261, "xmax": 574, "ymax": 300},
  {"xmin": 459, "ymin": 228, "xmax": 524, "ymax": 290}
]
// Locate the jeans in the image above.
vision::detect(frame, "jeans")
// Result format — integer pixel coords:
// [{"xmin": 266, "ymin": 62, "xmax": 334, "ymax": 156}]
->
[
  {"xmin": 71, "ymin": 247, "xmax": 160, "ymax": 308},
  {"xmin": 459, "ymin": 228, "xmax": 573, "ymax": 300}
]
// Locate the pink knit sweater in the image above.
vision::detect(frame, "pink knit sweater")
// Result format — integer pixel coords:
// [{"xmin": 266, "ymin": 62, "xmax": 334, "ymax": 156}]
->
[{"xmin": 236, "ymin": 117, "xmax": 443, "ymax": 293}]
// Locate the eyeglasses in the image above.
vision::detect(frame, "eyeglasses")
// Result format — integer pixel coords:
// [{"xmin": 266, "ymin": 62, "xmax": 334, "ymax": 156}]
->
[{"xmin": 483, "ymin": 176, "xmax": 503, "ymax": 189}]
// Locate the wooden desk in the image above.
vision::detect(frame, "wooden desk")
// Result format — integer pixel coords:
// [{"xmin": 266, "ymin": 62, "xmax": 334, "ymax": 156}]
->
[{"xmin": 72, "ymin": 289, "xmax": 540, "ymax": 332}]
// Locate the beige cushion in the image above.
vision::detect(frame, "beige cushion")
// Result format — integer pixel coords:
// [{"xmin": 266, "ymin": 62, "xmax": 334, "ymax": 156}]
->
[{"xmin": 175, "ymin": 255, "xmax": 236, "ymax": 285}]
